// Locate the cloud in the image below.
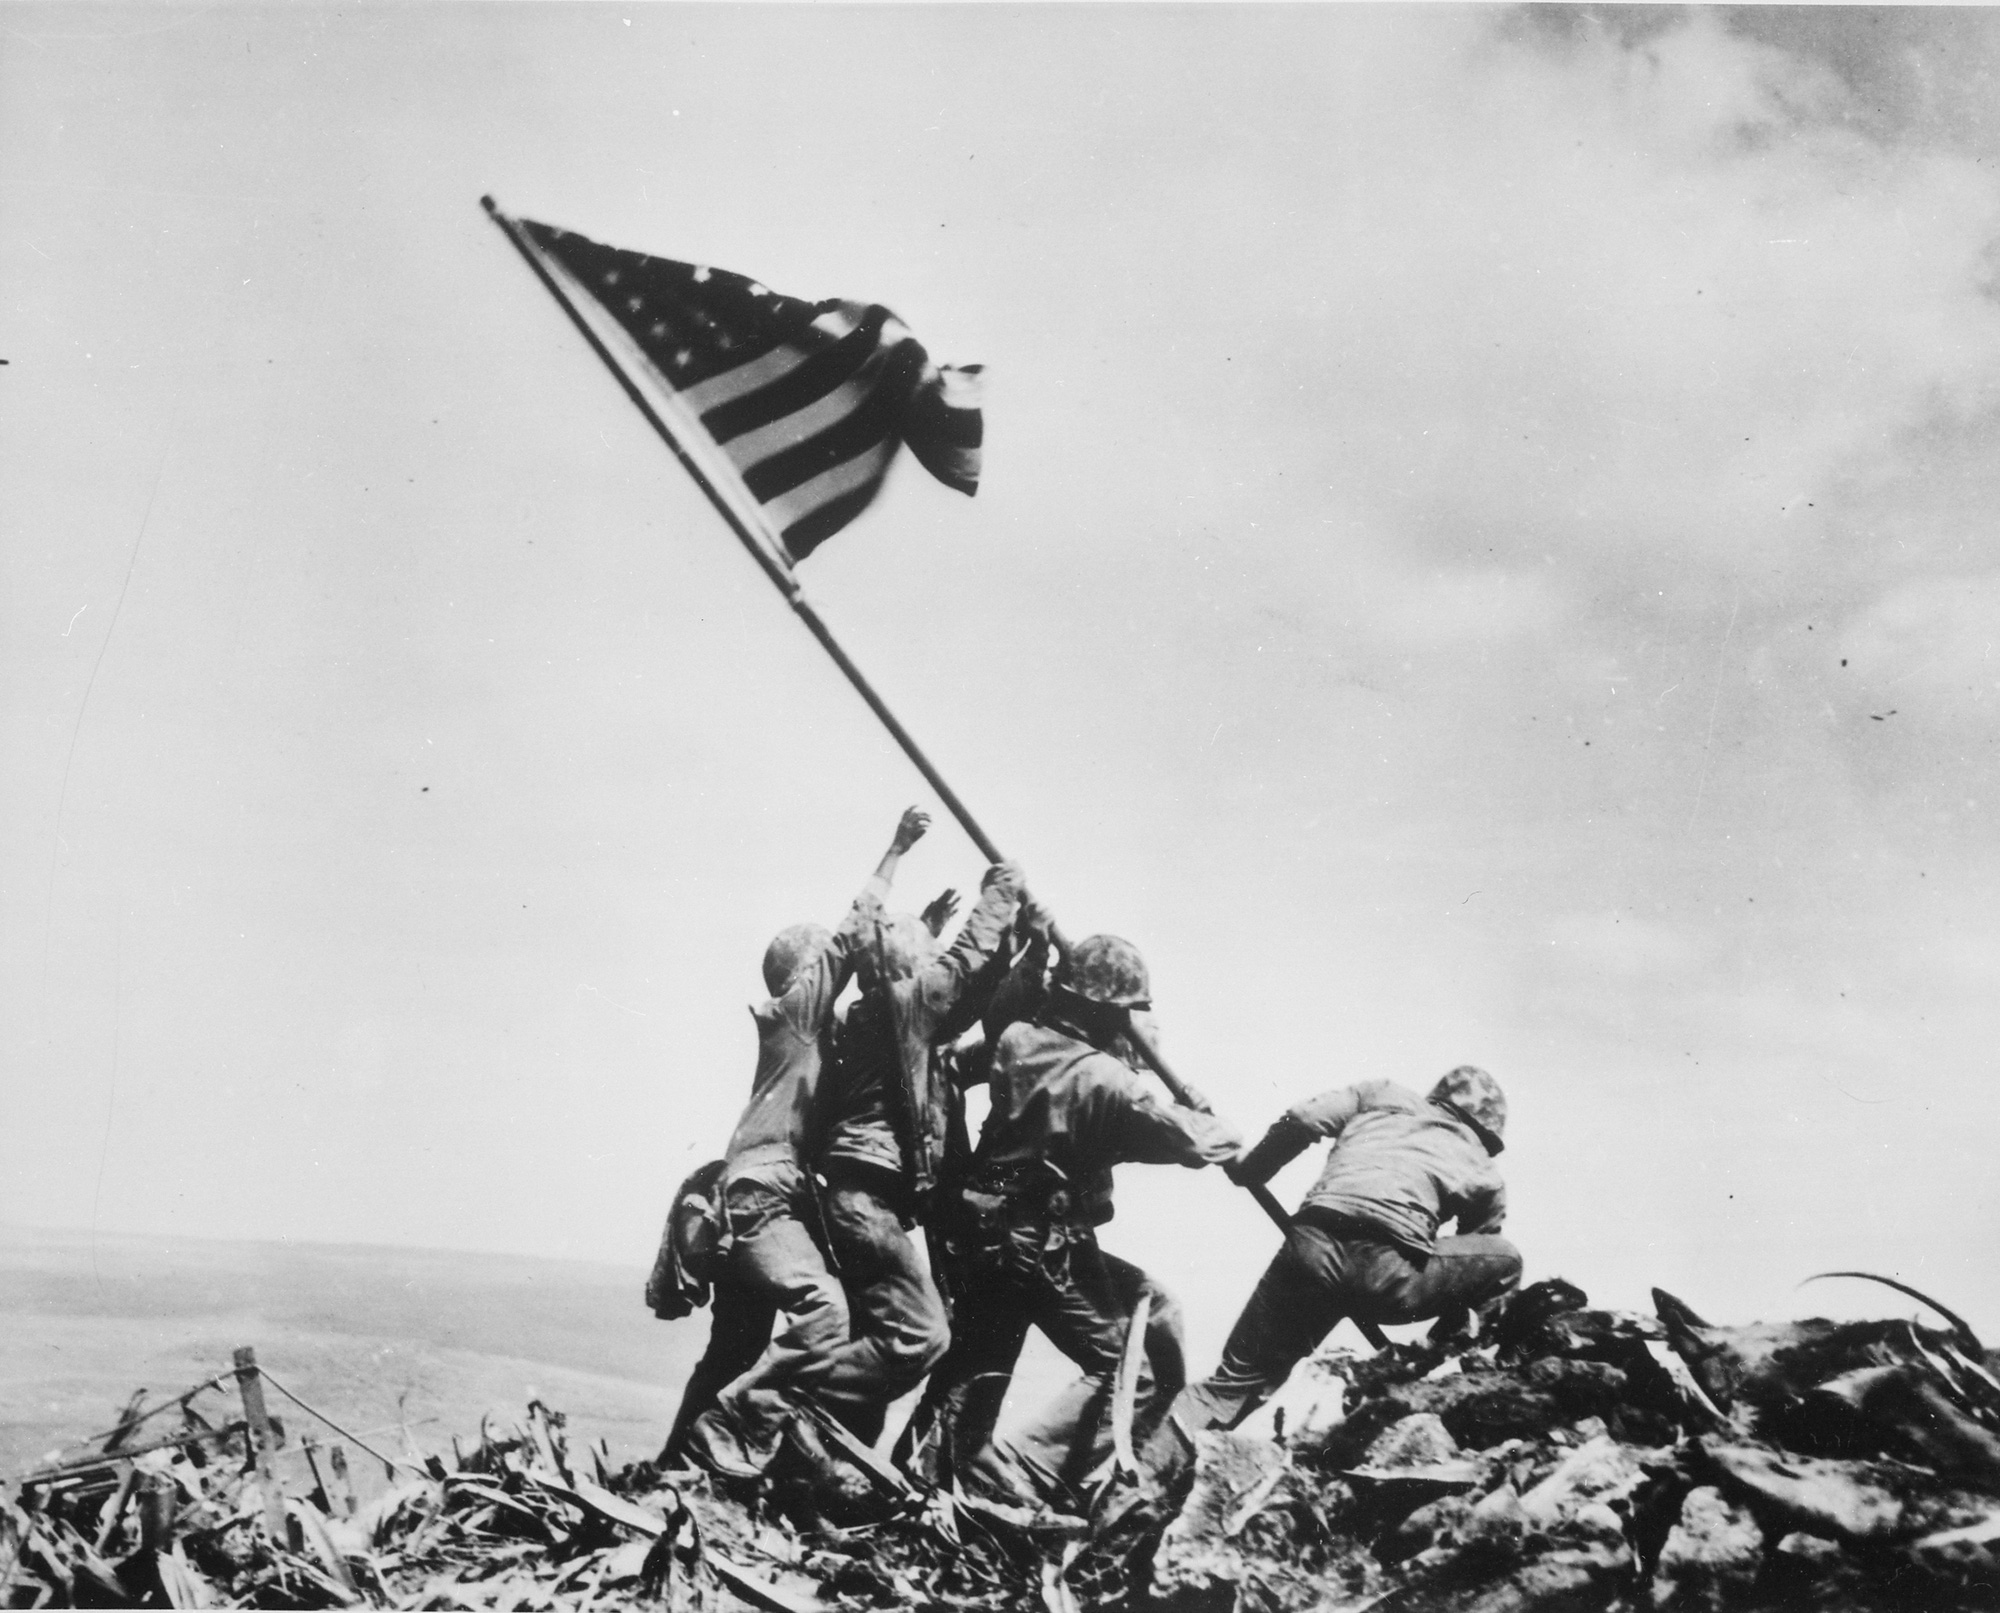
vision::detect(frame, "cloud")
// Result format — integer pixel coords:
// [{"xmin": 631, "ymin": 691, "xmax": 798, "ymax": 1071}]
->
[
  {"xmin": 1728, "ymin": 7, "xmax": 2000, "ymax": 155},
  {"xmin": 1212, "ymin": 11, "xmax": 2000, "ymax": 629},
  {"xmin": 1845, "ymin": 573, "xmax": 2000, "ymax": 709}
]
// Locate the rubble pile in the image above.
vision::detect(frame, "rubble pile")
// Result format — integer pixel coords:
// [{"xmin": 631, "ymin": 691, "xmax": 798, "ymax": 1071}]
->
[
  {"xmin": 9, "ymin": 1275, "xmax": 2000, "ymax": 1610},
  {"xmin": 0, "ymin": 1385, "xmax": 1092, "ymax": 1612},
  {"xmin": 0, "ymin": 1399, "xmax": 775, "ymax": 1611},
  {"xmin": 1151, "ymin": 1276, "xmax": 2000, "ymax": 1612}
]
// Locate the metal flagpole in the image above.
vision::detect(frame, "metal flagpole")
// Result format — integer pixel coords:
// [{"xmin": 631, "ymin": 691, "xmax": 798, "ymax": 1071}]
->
[{"xmin": 480, "ymin": 198, "xmax": 1320, "ymax": 1257}]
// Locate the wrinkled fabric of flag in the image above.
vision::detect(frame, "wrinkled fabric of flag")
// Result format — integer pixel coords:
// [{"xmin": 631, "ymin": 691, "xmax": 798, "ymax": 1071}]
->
[{"xmin": 521, "ymin": 219, "xmax": 982, "ymax": 563}]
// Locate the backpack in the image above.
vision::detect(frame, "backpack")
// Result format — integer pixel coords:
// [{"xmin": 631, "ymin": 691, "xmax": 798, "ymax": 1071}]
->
[{"xmin": 644, "ymin": 1159, "xmax": 732, "ymax": 1320}]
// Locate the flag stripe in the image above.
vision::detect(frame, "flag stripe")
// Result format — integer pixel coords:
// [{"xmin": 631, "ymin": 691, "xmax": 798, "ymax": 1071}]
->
[
  {"xmin": 676, "ymin": 343, "xmax": 813, "ymax": 415},
  {"xmin": 766, "ymin": 440, "xmax": 899, "ymax": 537},
  {"xmin": 778, "ymin": 479, "xmax": 895, "ymax": 563},
  {"xmin": 716, "ymin": 350, "xmax": 892, "ymax": 473},
  {"xmin": 739, "ymin": 363, "xmax": 911, "ymax": 502},
  {"xmin": 699, "ymin": 307, "xmax": 892, "ymax": 446}
]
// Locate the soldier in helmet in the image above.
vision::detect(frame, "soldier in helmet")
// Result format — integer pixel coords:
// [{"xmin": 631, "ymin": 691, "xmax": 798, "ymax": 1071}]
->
[
  {"xmin": 674, "ymin": 806, "xmax": 929, "ymax": 1480},
  {"xmin": 895, "ymin": 933, "xmax": 1241, "ymax": 1497},
  {"xmin": 1170, "ymin": 1066, "xmax": 1523, "ymax": 1439},
  {"xmin": 801, "ymin": 857, "xmax": 1028, "ymax": 1454}
]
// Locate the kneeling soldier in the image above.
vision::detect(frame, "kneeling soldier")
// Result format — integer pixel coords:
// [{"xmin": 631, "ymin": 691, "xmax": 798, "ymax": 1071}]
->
[{"xmin": 1173, "ymin": 1066, "xmax": 1523, "ymax": 1437}]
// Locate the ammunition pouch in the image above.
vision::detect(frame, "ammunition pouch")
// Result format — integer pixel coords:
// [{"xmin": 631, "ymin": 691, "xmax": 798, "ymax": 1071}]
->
[
  {"xmin": 962, "ymin": 1158, "xmax": 1074, "ymax": 1226},
  {"xmin": 951, "ymin": 1161, "xmax": 1091, "ymax": 1286}
]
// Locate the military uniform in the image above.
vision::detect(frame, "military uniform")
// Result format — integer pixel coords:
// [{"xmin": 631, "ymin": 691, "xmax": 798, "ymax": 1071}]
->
[
  {"xmin": 1174, "ymin": 1070, "xmax": 1523, "ymax": 1437},
  {"xmin": 898, "ymin": 1009, "xmax": 1240, "ymax": 1493},
  {"xmin": 674, "ymin": 873, "xmax": 887, "ymax": 1477},
  {"xmin": 812, "ymin": 868, "xmax": 1022, "ymax": 1441}
]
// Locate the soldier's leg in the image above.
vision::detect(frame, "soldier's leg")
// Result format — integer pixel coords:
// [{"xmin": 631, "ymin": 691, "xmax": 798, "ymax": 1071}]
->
[
  {"xmin": 1170, "ymin": 1223, "xmax": 1350, "ymax": 1437},
  {"xmin": 1345, "ymin": 1232, "xmax": 1523, "ymax": 1325},
  {"xmin": 661, "ymin": 1281, "xmax": 777, "ymax": 1462},
  {"xmin": 1013, "ymin": 1239, "xmax": 1177, "ymax": 1489},
  {"xmin": 819, "ymin": 1175, "xmax": 951, "ymax": 1444},
  {"xmin": 892, "ymin": 1276, "xmax": 1030, "ymax": 1485},
  {"xmin": 1095, "ymin": 1254, "xmax": 1187, "ymax": 1446},
  {"xmin": 686, "ymin": 1174, "xmax": 851, "ymax": 1478},
  {"xmin": 997, "ymin": 1250, "xmax": 1194, "ymax": 1494},
  {"xmin": 894, "ymin": 1210, "xmax": 1048, "ymax": 1485}
]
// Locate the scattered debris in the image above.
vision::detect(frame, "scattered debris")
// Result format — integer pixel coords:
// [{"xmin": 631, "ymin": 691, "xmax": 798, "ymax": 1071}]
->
[
  {"xmin": 10, "ymin": 1277, "xmax": 2000, "ymax": 1608},
  {"xmin": 1150, "ymin": 1277, "xmax": 2000, "ymax": 1612}
]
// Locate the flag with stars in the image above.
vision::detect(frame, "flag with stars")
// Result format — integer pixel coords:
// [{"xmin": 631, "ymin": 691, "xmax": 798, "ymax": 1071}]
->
[{"xmin": 515, "ymin": 217, "xmax": 982, "ymax": 564}]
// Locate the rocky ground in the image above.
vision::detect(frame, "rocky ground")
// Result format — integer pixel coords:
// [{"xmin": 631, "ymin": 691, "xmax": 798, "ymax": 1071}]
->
[{"xmin": 8, "ymin": 1276, "xmax": 2000, "ymax": 1610}]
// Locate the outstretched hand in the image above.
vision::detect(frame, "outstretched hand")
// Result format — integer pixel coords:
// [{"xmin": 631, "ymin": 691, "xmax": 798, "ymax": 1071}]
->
[
  {"xmin": 892, "ymin": 806, "xmax": 931, "ymax": 854},
  {"xmin": 921, "ymin": 888, "xmax": 961, "ymax": 937}
]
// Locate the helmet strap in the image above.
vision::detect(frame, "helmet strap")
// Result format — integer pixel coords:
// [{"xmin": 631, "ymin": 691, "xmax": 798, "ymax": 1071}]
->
[
  {"xmin": 1433, "ymin": 1097, "xmax": 1504, "ymax": 1157},
  {"xmin": 1043, "ymin": 985, "xmax": 1129, "ymax": 1049}
]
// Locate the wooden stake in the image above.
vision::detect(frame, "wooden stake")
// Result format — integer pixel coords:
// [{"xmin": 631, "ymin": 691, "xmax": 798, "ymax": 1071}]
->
[
  {"xmin": 136, "ymin": 1473, "xmax": 178, "ymax": 1555},
  {"xmin": 232, "ymin": 1347, "xmax": 288, "ymax": 1542},
  {"xmin": 326, "ymin": 1445, "xmax": 358, "ymax": 1517},
  {"xmin": 300, "ymin": 1439, "xmax": 333, "ymax": 1515},
  {"xmin": 102, "ymin": 1389, "xmax": 148, "ymax": 1455}
]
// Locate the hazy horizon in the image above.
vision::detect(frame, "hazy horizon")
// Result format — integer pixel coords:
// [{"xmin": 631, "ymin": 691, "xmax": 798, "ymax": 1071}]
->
[{"xmin": 0, "ymin": 1218, "xmax": 691, "ymax": 1481}]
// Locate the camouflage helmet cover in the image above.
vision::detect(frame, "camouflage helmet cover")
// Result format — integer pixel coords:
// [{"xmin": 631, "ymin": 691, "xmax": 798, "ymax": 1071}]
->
[
  {"xmin": 1428, "ymin": 1065, "xmax": 1507, "ymax": 1154},
  {"xmin": 1055, "ymin": 934, "xmax": 1152, "ymax": 1010},
  {"xmin": 763, "ymin": 922, "xmax": 832, "ymax": 998}
]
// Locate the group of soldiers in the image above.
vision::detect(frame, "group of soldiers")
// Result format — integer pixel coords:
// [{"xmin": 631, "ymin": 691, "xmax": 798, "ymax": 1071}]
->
[{"xmin": 652, "ymin": 807, "xmax": 1525, "ymax": 1507}]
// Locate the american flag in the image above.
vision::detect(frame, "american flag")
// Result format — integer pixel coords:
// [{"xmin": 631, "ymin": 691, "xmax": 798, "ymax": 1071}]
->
[{"xmin": 517, "ymin": 218, "xmax": 982, "ymax": 563}]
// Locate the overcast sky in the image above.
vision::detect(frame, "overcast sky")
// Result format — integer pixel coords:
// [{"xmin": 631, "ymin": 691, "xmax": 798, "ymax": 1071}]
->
[{"xmin": 6, "ymin": 4, "xmax": 1999, "ymax": 1368}]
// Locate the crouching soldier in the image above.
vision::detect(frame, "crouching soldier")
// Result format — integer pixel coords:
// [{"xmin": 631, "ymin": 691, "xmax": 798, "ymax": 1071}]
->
[
  {"xmin": 808, "ymin": 858, "xmax": 1028, "ymax": 1446},
  {"xmin": 673, "ymin": 807, "xmax": 927, "ymax": 1480},
  {"xmin": 896, "ymin": 935, "xmax": 1241, "ymax": 1497},
  {"xmin": 1171, "ymin": 1066, "xmax": 1523, "ymax": 1439}
]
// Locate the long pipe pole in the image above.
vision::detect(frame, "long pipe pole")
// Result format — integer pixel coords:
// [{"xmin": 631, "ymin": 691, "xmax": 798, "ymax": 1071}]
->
[{"xmin": 481, "ymin": 197, "xmax": 1308, "ymax": 1248}]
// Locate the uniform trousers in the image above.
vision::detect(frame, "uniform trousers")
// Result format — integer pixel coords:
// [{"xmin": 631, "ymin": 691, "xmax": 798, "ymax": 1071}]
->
[
  {"xmin": 683, "ymin": 1167, "xmax": 851, "ymax": 1476},
  {"xmin": 670, "ymin": 1165, "xmax": 952, "ymax": 1468},
  {"xmin": 1174, "ymin": 1214, "xmax": 1522, "ymax": 1436},
  {"xmin": 897, "ymin": 1216, "xmax": 1185, "ymax": 1497},
  {"xmin": 818, "ymin": 1166, "xmax": 950, "ymax": 1443},
  {"xmin": 662, "ymin": 1281, "xmax": 776, "ymax": 1462}
]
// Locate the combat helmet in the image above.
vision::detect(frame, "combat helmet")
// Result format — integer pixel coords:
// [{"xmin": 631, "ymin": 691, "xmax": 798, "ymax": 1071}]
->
[
  {"xmin": 762, "ymin": 923, "xmax": 832, "ymax": 997},
  {"xmin": 1428, "ymin": 1065, "xmax": 1507, "ymax": 1155},
  {"xmin": 1054, "ymin": 934, "xmax": 1152, "ymax": 1010}
]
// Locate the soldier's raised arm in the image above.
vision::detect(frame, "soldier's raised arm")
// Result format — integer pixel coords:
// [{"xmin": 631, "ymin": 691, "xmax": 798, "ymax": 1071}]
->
[{"xmin": 775, "ymin": 806, "xmax": 930, "ymax": 1037}]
